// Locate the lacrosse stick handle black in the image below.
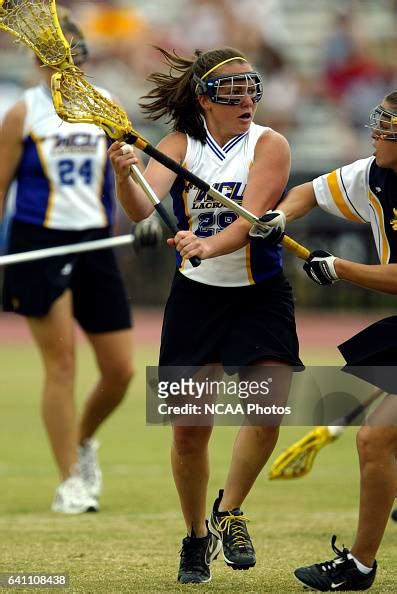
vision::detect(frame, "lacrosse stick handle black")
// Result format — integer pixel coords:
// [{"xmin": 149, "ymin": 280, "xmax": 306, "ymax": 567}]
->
[
  {"xmin": 153, "ymin": 202, "xmax": 201, "ymax": 268},
  {"xmin": 333, "ymin": 388, "xmax": 384, "ymax": 426},
  {"xmin": 124, "ymin": 142, "xmax": 201, "ymax": 268},
  {"xmin": 126, "ymin": 134, "xmax": 211, "ymax": 193},
  {"xmin": 126, "ymin": 134, "xmax": 311, "ymax": 261}
]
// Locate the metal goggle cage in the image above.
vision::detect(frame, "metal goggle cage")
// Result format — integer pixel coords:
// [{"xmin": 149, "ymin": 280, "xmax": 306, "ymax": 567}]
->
[
  {"xmin": 367, "ymin": 105, "xmax": 397, "ymax": 141},
  {"xmin": 194, "ymin": 71, "xmax": 263, "ymax": 105}
]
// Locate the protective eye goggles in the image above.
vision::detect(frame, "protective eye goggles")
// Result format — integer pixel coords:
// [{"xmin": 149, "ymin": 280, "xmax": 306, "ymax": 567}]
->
[
  {"xmin": 367, "ymin": 105, "xmax": 397, "ymax": 141},
  {"xmin": 193, "ymin": 72, "xmax": 263, "ymax": 105}
]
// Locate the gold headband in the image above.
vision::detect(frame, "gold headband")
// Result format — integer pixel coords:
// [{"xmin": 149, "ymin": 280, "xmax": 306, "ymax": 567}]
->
[{"xmin": 194, "ymin": 56, "xmax": 247, "ymax": 93}]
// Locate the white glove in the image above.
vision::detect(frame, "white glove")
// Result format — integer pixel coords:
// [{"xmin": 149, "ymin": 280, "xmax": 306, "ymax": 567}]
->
[{"xmin": 249, "ymin": 210, "xmax": 286, "ymax": 243}]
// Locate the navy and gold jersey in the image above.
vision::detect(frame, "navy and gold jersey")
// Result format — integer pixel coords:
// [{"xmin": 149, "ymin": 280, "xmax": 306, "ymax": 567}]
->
[
  {"xmin": 170, "ymin": 122, "xmax": 283, "ymax": 287},
  {"xmin": 313, "ymin": 156, "xmax": 397, "ymax": 264},
  {"xmin": 13, "ymin": 84, "xmax": 114, "ymax": 230}
]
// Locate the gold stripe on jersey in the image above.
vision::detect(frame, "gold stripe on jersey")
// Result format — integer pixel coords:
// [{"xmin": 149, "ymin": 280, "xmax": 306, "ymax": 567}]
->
[
  {"xmin": 30, "ymin": 131, "xmax": 56, "ymax": 227},
  {"xmin": 326, "ymin": 170, "xmax": 363, "ymax": 222},
  {"xmin": 369, "ymin": 190, "xmax": 390, "ymax": 264}
]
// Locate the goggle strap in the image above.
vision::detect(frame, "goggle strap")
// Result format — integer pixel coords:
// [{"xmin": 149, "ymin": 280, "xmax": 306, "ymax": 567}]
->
[
  {"xmin": 194, "ymin": 56, "xmax": 247, "ymax": 93},
  {"xmin": 192, "ymin": 73, "xmax": 206, "ymax": 95}
]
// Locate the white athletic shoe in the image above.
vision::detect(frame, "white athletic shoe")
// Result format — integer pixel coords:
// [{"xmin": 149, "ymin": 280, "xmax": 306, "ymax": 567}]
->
[
  {"xmin": 51, "ymin": 476, "xmax": 98, "ymax": 514},
  {"xmin": 78, "ymin": 438, "xmax": 103, "ymax": 499}
]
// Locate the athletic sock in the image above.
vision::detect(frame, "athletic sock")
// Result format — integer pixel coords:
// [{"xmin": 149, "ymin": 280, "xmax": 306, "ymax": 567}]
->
[{"xmin": 347, "ymin": 553, "xmax": 373, "ymax": 574}]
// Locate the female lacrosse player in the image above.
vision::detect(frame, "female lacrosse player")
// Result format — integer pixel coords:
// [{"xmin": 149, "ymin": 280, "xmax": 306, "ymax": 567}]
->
[
  {"xmin": 0, "ymin": 9, "xmax": 158, "ymax": 514},
  {"xmin": 265, "ymin": 92, "xmax": 397, "ymax": 592},
  {"xmin": 108, "ymin": 46, "xmax": 301, "ymax": 584}
]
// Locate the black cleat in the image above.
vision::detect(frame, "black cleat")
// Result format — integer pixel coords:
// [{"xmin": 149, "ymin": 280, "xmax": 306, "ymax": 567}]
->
[
  {"xmin": 177, "ymin": 526, "xmax": 222, "ymax": 584},
  {"xmin": 294, "ymin": 535, "xmax": 377, "ymax": 591},
  {"xmin": 209, "ymin": 489, "xmax": 256, "ymax": 570}
]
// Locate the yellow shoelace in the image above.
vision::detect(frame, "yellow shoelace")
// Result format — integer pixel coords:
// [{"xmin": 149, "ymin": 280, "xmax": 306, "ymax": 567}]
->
[{"xmin": 217, "ymin": 514, "xmax": 250, "ymax": 546}]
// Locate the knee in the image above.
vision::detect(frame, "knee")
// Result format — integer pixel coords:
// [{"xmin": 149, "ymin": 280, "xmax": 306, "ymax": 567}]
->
[
  {"xmin": 45, "ymin": 350, "xmax": 75, "ymax": 385},
  {"xmin": 248, "ymin": 425, "xmax": 279, "ymax": 445},
  {"xmin": 118, "ymin": 363, "xmax": 134, "ymax": 388},
  {"xmin": 173, "ymin": 427, "xmax": 212, "ymax": 456},
  {"xmin": 102, "ymin": 362, "xmax": 134, "ymax": 391},
  {"xmin": 356, "ymin": 426, "xmax": 394, "ymax": 463}
]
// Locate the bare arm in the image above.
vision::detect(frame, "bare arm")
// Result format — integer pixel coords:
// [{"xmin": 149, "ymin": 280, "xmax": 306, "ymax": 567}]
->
[
  {"xmin": 278, "ymin": 181, "xmax": 318, "ymax": 222},
  {"xmin": 335, "ymin": 260, "xmax": 397, "ymax": 294},
  {"xmin": 174, "ymin": 130, "xmax": 291, "ymax": 260},
  {"xmin": 0, "ymin": 101, "xmax": 25, "ymax": 218},
  {"xmin": 282, "ymin": 174, "xmax": 397, "ymax": 294},
  {"xmin": 108, "ymin": 133, "xmax": 186, "ymax": 222}
]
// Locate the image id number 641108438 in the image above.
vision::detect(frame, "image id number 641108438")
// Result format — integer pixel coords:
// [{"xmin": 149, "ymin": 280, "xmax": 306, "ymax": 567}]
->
[{"xmin": 0, "ymin": 573, "xmax": 69, "ymax": 588}]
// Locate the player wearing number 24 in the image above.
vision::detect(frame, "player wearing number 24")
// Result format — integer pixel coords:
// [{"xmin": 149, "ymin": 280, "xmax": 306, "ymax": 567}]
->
[
  {"xmin": 109, "ymin": 46, "xmax": 302, "ymax": 584},
  {"xmin": 0, "ymin": 8, "xmax": 156, "ymax": 515}
]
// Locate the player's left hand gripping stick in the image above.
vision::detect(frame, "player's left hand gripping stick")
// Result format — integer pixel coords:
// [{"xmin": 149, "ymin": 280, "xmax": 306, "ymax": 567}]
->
[{"xmin": 120, "ymin": 144, "xmax": 200, "ymax": 267}]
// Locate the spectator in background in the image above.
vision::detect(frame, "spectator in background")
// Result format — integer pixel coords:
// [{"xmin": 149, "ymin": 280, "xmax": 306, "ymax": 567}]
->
[
  {"xmin": 255, "ymin": 41, "xmax": 301, "ymax": 135},
  {"xmin": 76, "ymin": 0, "xmax": 156, "ymax": 79},
  {"xmin": 322, "ymin": 7, "xmax": 388, "ymax": 130},
  {"xmin": 227, "ymin": 0, "xmax": 289, "ymax": 52}
]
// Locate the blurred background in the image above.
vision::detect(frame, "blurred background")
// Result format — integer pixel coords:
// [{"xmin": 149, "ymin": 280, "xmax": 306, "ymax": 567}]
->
[
  {"xmin": 1, "ymin": 0, "xmax": 397, "ymax": 310},
  {"xmin": 1, "ymin": 7, "xmax": 396, "ymax": 587}
]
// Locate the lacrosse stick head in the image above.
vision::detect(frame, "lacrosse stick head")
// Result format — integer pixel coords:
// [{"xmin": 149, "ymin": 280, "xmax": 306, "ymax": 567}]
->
[
  {"xmin": 51, "ymin": 70, "xmax": 146, "ymax": 146},
  {"xmin": 0, "ymin": 0, "xmax": 73, "ymax": 67},
  {"xmin": 269, "ymin": 426, "xmax": 337, "ymax": 480}
]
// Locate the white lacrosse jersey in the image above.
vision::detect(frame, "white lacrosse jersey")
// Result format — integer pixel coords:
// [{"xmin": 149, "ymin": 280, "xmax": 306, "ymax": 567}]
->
[
  {"xmin": 313, "ymin": 156, "xmax": 397, "ymax": 264},
  {"xmin": 169, "ymin": 122, "xmax": 283, "ymax": 286},
  {"xmin": 13, "ymin": 84, "xmax": 114, "ymax": 230}
]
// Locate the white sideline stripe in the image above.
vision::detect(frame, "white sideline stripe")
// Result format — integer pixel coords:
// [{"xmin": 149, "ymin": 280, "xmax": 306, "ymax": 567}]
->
[{"xmin": 0, "ymin": 234, "xmax": 134, "ymax": 266}]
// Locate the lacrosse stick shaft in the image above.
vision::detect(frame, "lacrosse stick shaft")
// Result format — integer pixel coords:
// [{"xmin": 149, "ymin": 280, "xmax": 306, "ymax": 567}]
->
[
  {"xmin": 127, "ymin": 135, "xmax": 311, "ymax": 261},
  {"xmin": 330, "ymin": 388, "xmax": 385, "ymax": 429},
  {"xmin": 128, "ymin": 163, "xmax": 200, "ymax": 268},
  {"xmin": 0, "ymin": 234, "xmax": 134, "ymax": 266},
  {"xmin": 269, "ymin": 388, "xmax": 385, "ymax": 480}
]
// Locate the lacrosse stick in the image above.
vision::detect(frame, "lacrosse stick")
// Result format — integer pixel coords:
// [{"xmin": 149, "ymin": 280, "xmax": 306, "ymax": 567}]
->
[
  {"xmin": 51, "ymin": 70, "xmax": 310, "ymax": 261},
  {"xmin": 0, "ymin": 0, "xmax": 73, "ymax": 68},
  {"xmin": 0, "ymin": 1, "xmax": 200, "ymax": 267},
  {"xmin": 269, "ymin": 388, "xmax": 384, "ymax": 480},
  {"xmin": 0, "ymin": 2, "xmax": 309, "ymax": 260},
  {"xmin": 0, "ymin": 234, "xmax": 135, "ymax": 266},
  {"xmin": 121, "ymin": 145, "xmax": 200, "ymax": 267}
]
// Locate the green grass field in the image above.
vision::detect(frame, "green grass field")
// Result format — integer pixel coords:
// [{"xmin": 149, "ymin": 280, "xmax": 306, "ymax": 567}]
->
[{"xmin": 0, "ymin": 341, "xmax": 396, "ymax": 593}]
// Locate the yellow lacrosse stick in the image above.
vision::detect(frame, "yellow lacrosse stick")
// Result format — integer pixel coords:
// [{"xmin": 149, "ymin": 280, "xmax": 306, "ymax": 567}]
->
[
  {"xmin": 269, "ymin": 426, "xmax": 342, "ymax": 480},
  {"xmin": 0, "ymin": 0, "xmax": 73, "ymax": 68},
  {"xmin": 0, "ymin": 0, "xmax": 310, "ymax": 261},
  {"xmin": 269, "ymin": 388, "xmax": 384, "ymax": 480},
  {"xmin": 51, "ymin": 69, "xmax": 310, "ymax": 260}
]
